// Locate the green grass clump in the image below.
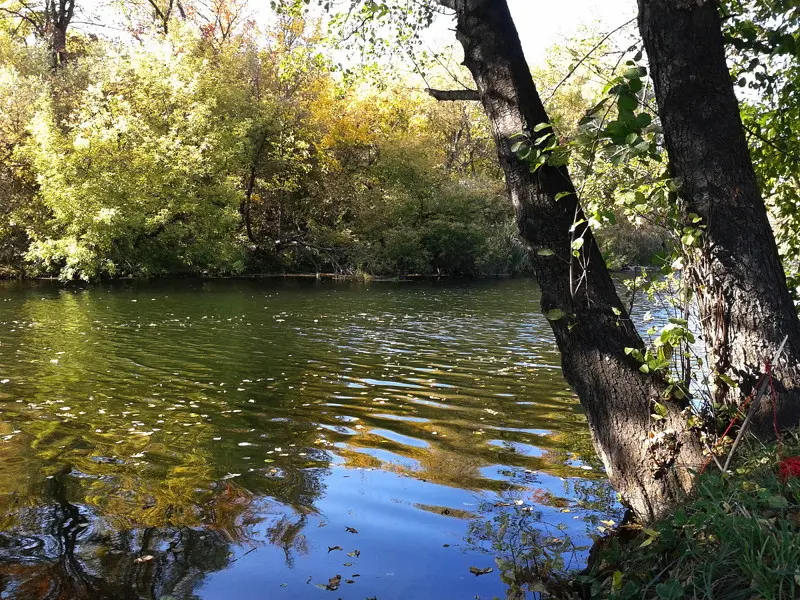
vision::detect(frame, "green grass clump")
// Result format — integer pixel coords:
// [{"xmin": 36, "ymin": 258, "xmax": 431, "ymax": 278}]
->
[{"xmin": 580, "ymin": 432, "xmax": 800, "ymax": 600}]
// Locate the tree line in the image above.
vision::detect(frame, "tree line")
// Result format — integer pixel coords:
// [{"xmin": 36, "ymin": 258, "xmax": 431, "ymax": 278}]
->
[
  {"xmin": 0, "ymin": 0, "xmax": 532, "ymax": 280},
  {"xmin": 0, "ymin": 0, "xmax": 684, "ymax": 281}
]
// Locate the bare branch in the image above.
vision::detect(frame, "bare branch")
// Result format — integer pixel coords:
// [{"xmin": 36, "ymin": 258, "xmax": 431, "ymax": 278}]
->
[
  {"xmin": 426, "ymin": 88, "xmax": 479, "ymax": 101},
  {"xmin": 547, "ymin": 17, "xmax": 636, "ymax": 101}
]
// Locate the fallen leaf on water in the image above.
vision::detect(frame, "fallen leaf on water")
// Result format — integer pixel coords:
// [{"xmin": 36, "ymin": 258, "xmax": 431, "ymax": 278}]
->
[
  {"xmin": 600, "ymin": 519, "xmax": 616, "ymax": 527},
  {"xmin": 345, "ymin": 526, "xmax": 359, "ymax": 534},
  {"xmin": 347, "ymin": 550, "xmax": 360, "ymax": 558},
  {"xmin": 326, "ymin": 574, "xmax": 342, "ymax": 591},
  {"xmin": 134, "ymin": 555, "xmax": 154, "ymax": 563},
  {"xmin": 327, "ymin": 546, "xmax": 342, "ymax": 553},
  {"xmin": 469, "ymin": 566, "xmax": 494, "ymax": 576},
  {"xmin": 345, "ymin": 579, "xmax": 355, "ymax": 584},
  {"xmin": 343, "ymin": 562, "xmax": 353, "ymax": 567}
]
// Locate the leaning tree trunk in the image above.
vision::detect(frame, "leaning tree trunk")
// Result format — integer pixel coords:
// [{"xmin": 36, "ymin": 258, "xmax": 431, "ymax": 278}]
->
[
  {"xmin": 436, "ymin": 0, "xmax": 703, "ymax": 522},
  {"xmin": 638, "ymin": 0, "xmax": 800, "ymax": 436}
]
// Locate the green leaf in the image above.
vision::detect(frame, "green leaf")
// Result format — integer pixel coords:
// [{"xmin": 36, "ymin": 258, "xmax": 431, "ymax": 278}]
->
[
  {"xmin": 666, "ymin": 177, "xmax": 684, "ymax": 192},
  {"xmin": 533, "ymin": 122, "xmax": 552, "ymax": 132},
  {"xmin": 766, "ymin": 494, "xmax": 788, "ymax": 509},
  {"xmin": 545, "ymin": 309, "xmax": 566, "ymax": 321},
  {"xmin": 638, "ymin": 536, "xmax": 654, "ymax": 548},
  {"xmin": 612, "ymin": 570, "xmax": 623, "ymax": 593},
  {"xmin": 585, "ymin": 97, "xmax": 609, "ymax": 117},
  {"xmin": 555, "ymin": 191, "xmax": 572, "ymax": 201},
  {"xmin": 623, "ymin": 66, "xmax": 647, "ymax": 80},
  {"xmin": 571, "ymin": 237, "xmax": 585, "ymax": 251},
  {"xmin": 618, "ymin": 93, "xmax": 638, "ymax": 113},
  {"xmin": 634, "ymin": 112, "xmax": 652, "ymax": 128},
  {"xmin": 655, "ymin": 580, "xmax": 683, "ymax": 600},
  {"xmin": 537, "ymin": 248, "xmax": 555, "ymax": 256}
]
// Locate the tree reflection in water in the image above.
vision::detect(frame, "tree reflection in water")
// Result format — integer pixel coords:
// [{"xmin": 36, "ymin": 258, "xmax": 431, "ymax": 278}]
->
[
  {"xmin": 464, "ymin": 468, "xmax": 622, "ymax": 600},
  {"xmin": 0, "ymin": 466, "xmax": 317, "ymax": 600}
]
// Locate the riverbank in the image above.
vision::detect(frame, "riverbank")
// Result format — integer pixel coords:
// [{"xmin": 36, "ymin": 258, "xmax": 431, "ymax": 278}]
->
[
  {"xmin": 0, "ymin": 271, "xmax": 524, "ymax": 285},
  {"xmin": 565, "ymin": 432, "xmax": 800, "ymax": 599},
  {"xmin": 0, "ymin": 267, "xmax": 656, "ymax": 284}
]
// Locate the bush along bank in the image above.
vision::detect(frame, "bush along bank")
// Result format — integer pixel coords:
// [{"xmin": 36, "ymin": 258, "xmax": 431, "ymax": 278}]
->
[{"xmin": 572, "ymin": 432, "xmax": 800, "ymax": 600}]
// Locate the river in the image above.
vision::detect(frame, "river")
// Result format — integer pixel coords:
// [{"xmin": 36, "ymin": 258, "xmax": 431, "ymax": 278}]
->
[{"xmin": 0, "ymin": 278, "xmax": 621, "ymax": 600}]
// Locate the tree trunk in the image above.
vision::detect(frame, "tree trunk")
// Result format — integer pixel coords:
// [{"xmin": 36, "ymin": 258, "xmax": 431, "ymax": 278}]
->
[
  {"xmin": 52, "ymin": 23, "xmax": 67, "ymax": 67},
  {"xmin": 437, "ymin": 0, "xmax": 703, "ymax": 522},
  {"xmin": 47, "ymin": 0, "xmax": 75, "ymax": 69},
  {"xmin": 638, "ymin": 0, "xmax": 800, "ymax": 436}
]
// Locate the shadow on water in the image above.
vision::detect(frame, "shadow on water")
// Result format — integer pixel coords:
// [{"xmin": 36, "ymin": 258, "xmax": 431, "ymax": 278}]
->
[{"xmin": 0, "ymin": 278, "xmax": 622, "ymax": 599}]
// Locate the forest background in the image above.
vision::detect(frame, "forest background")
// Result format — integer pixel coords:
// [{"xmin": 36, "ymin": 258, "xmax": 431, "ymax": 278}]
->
[{"xmin": 0, "ymin": 0, "xmax": 716, "ymax": 281}]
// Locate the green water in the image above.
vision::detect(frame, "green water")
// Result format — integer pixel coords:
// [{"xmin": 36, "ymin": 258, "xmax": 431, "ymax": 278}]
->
[{"xmin": 0, "ymin": 278, "xmax": 618, "ymax": 600}]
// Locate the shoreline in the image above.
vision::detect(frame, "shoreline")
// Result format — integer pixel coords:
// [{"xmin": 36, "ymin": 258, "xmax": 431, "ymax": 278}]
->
[{"xmin": 0, "ymin": 267, "xmax": 657, "ymax": 284}]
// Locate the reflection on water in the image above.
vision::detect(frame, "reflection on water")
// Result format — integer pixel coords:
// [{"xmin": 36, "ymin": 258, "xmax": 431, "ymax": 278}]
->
[{"xmin": 0, "ymin": 278, "xmax": 620, "ymax": 599}]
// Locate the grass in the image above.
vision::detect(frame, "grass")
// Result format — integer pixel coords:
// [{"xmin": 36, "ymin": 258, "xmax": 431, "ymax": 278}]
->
[{"xmin": 574, "ymin": 430, "xmax": 800, "ymax": 600}]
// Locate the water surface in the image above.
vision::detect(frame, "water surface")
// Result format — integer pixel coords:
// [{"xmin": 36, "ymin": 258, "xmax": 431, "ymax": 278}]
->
[{"xmin": 0, "ymin": 278, "xmax": 619, "ymax": 599}]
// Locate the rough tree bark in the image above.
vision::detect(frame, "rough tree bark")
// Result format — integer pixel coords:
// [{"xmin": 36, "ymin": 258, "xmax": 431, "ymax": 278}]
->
[
  {"xmin": 47, "ymin": 0, "xmax": 75, "ymax": 67},
  {"xmin": 435, "ymin": 0, "xmax": 703, "ymax": 522},
  {"xmin": 638, "ymin": 0, "xmax": 800, "ymax": 436}
]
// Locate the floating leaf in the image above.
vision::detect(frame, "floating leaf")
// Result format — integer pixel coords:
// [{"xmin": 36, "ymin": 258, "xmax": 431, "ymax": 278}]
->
[
  {"xmin": 134, "ymin": 555, "xmax": 154, "ymax": 563},
  {"xmin": 325, "ymin": 574, "xmax": 342, "ymax": 591},
  {"xmin": 345, "ymin": 526, "xmax": 359, "ymax": 534},
  {"xmin": 469, "ymin": 566, "xmax": 494, "ymax": 576}
]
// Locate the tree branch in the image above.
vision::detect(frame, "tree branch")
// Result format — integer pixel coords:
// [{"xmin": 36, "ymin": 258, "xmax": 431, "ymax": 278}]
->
[{"xmin": 425, "ymin": 88, "xmax": 479, "ymax": 101}]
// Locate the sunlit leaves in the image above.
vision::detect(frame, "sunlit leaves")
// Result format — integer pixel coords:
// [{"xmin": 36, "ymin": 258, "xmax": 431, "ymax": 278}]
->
[{"xmin": 23, "ymin": 37, "xmax": 246, "ymax": 280}]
